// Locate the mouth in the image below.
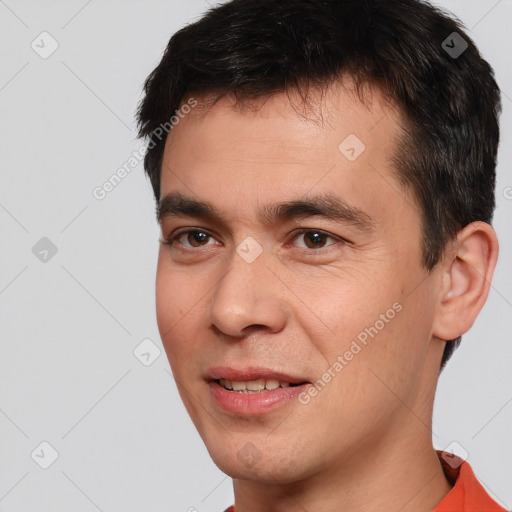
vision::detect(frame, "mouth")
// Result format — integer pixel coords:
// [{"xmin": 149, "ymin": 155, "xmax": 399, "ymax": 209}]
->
[{"xmin": 206, "ymin": 367, "xmax": 311, "ymax": 414}]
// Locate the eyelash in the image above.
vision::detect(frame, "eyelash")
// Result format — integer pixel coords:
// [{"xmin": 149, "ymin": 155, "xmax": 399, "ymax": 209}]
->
[{"xmin": 161, "ymin": 228, "xmax": 347, "ymax": 252}]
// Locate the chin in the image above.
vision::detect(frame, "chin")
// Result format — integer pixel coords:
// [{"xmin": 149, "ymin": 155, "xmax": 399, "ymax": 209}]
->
[
  {"xmin": 205, "ymin": 440, "xmax": 311, "ymax": 484},
  {"xmin": 214, "ymin": 458, "xmax": 300, "ymax": 484}
]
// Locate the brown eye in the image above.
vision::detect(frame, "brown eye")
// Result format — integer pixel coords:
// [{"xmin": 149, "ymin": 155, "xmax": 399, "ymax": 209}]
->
[
  {"xmin": 304, "ymin": 231, "xmax": 327, "ymax": 248},
  {"xmin": 167, "ymin": 229, "xmax": 218, "ymax": 248},
  {"xmin": 293, "ymin": 230, "xmax": 337, "ymax": 249},
  {"xmin": 185, "ymin": 231, "xmax": 211, "ymax": 247}
]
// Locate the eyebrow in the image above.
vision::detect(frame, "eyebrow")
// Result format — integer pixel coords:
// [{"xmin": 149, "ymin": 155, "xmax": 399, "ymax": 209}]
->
[{"xmin": 157, "ymin": 191, "xmax": 374, "ymax": 232}]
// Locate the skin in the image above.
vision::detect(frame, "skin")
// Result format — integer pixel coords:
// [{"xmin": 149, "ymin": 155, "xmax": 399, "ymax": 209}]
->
[{"xmin": 155, "ymin": 81, "xmax": 498, "ymax": 511}]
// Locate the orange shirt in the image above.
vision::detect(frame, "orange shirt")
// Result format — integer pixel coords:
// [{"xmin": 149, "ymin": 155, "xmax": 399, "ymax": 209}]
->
[
  {"xmin": 223, "ymin": 451, "xmax": 508, "ymax": 511},
  {"xmin": 434, "ymin": 451, "xmax": 507, "ymax": 511}
]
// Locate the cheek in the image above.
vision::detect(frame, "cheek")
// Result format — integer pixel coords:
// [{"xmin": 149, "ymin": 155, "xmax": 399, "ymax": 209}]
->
[
  {"xmin": 299, "ymin": 273, "xmax": 394, "ymax": 349},
  {"xmin": 155, "ymin": 250, "xmax": 206, "ymax": 330},
  {"xmin": 301, "ymin": 266, "xmax": 431, "ymax": 394},
  {"xmin": 155, "ymin": 257, "xmax": 200, "ymax": 368},
  {"xmin": 327, "ymin": 278, "xmax": 438, "ymax": 412},
  {"xmin": 155, "ymin": 263, "xmax": 179, "ymax": 337}
]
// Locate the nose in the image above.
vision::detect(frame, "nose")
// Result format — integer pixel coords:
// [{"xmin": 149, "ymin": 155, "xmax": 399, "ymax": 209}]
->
[{"xmin": 207, "ymin": 239, "xmax": 288, "ymax": 338}]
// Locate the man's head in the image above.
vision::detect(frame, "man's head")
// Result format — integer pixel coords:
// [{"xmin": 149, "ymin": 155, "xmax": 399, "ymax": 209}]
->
[
  {"xmin": 138, "ymin": 0, "xmax": 501, "ymax": 369},
  {"xmin": 136, "ymin": 0, "xmax": 500, "ymax": 492}
]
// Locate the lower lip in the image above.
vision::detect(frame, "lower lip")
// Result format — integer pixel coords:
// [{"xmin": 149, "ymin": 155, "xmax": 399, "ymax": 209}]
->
[{"xmin": 208, "ymin": 381, "xmax": 309, "ymax": 415}]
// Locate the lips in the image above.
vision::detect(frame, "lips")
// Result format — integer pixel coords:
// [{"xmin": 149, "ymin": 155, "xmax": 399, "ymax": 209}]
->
[{"xmin": 206, "ymin": 366, "xmax": 311, "ymax": 414}]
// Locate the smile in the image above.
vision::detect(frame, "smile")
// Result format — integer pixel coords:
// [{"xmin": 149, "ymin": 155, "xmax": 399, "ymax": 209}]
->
[
  {"xmin": 217, "ymin": 378, "xmax": 302, "ymax": 392},
  {"xmin": 207, "ymin": 368, "xmax": 311, "ymax": 414}
]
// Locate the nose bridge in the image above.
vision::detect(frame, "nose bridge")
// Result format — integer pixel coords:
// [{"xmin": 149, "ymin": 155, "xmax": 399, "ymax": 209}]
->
[{"xmin": 208, "ymin": 236, "xmax": 286, "ymax": 336}]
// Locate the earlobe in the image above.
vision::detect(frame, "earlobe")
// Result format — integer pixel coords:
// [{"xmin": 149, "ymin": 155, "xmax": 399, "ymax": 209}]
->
[{"xmin": 432, "ymin": 221, "xmax": 499, "ymax": 341}]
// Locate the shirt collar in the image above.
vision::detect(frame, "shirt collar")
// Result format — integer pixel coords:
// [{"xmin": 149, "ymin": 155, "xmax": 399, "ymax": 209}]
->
[{"xmin": 434, "ymin": 450, "xmax": 507, "ymax": 511}]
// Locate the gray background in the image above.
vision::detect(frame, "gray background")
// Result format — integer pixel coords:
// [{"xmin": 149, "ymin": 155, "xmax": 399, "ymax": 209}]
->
[{"xmin": 0, "ymin": 1, "xmax": 511, "ymax": 510}]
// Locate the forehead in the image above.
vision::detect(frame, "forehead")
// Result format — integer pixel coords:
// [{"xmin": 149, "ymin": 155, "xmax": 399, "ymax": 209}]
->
[
  {"xmin": 159, "ymin": 80, "xmax": 417, "ymax": 231},
  {"xmin": 164, "ymin": 80, "xmax": 401, "ymax": 164}
]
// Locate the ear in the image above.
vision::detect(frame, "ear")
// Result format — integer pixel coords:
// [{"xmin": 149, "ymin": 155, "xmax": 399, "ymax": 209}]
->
[{"xmin": 432, "ymin": 221, "xmax": 499, "ymax": 341}]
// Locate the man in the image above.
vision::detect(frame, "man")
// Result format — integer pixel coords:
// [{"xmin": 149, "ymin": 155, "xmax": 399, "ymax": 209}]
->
[{"xmin": 137, "ymin": 0, "xmax": 506, "ymax": 510}]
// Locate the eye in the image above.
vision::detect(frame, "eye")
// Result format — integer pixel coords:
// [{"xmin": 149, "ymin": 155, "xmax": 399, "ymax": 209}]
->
[
  {"xmin": 163, "ymin": 229, "xmax": 219, "ymax": 248},
  {"xmin": 290, "ymin": 229, "xmax": 341, "ymax": 250}
]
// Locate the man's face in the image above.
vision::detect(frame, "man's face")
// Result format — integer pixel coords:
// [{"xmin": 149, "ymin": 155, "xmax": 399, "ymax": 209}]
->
[{"xmin": 156, "ymin": 83, "xmax": 444, "ymax": 482}]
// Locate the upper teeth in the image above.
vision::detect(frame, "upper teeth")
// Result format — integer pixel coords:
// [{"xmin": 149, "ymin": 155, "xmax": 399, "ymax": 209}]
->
[{"xmin": 219, "ymin": 378, "xmax": 291, "ymax": 392}]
